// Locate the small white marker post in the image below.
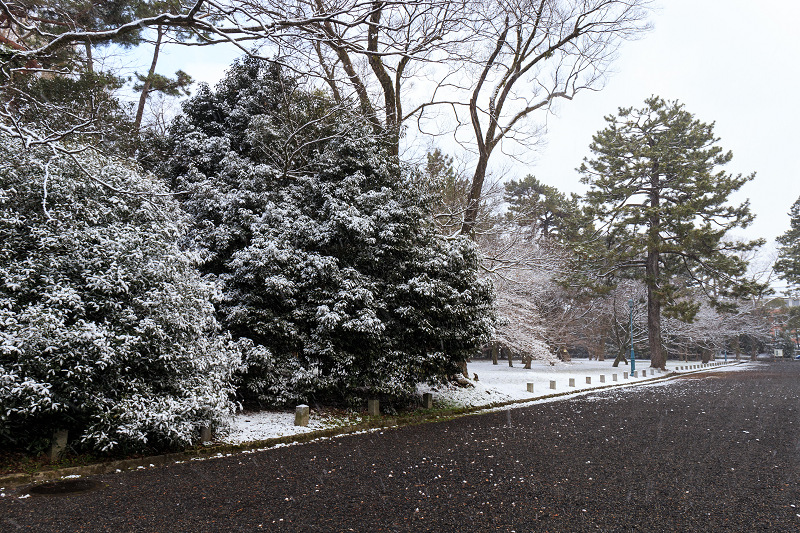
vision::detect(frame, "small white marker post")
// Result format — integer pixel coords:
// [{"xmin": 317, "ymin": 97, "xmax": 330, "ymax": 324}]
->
[
  {"xmin": 295, "ymin": 405, "xmax": 309, "ymax": 427},
  {"xmin": 368, "ymin": 399, "xmax": 380, "ymax": 416},
  {"xmin": 422, "ymin": 393, "xmax": 433, "ymax": 409}
]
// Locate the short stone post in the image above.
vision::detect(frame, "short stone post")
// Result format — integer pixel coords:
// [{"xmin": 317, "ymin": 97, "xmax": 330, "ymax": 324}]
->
[
  {"xmin": 48, "ymin": 429, "xmax": 68, "ymax": 462},
  {"xmin": 600, "ymin": 375, "xmax": 606, "ymax": 383},
  {"xmin": 368, "ymin": 399, "xmax": 380, "ymax": 416},
  {"xmin": 623, "ymin": 371, "xmax": 629, "ymax": 379},
  {"xmin": 526, "ymin": 383, "xmax": 534, "ymax": 393},
  {"xmin": 633, "ymin": 370, "xmax": 639, "ymax": 378},
  {"xmin": 422, "ymin": 393, "xmax": 433, "ymax": 409},
  {"xmin": 585, "ymin": 376, "xmax": 591, "ymax": 384},
  {"xmin": 549, "ymin": 380, "xmax": 556, "ymax": 390},
  {"xmin": 295, "ymin": 404, "xmax": 310, "ymax": 426},
  {"xmin": 612, "ymin": 374, "xmax": 618, "ymax": 382},
  {"xmin": 569, "ymin": 378, "xmax": 575, "ymax": 387},
  {"xmin": 200, "ymin": 426, "xmax": 213, "ymax": 442}
]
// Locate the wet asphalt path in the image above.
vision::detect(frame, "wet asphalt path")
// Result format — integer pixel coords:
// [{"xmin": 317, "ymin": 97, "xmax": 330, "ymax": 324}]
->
[{"xmin": 2, "ymin": 362, "xmax": 800, "ymax": 532}]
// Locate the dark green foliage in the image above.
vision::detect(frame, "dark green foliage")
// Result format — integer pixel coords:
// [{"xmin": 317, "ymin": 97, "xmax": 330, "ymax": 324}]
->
[
  {"xmin": 4, "ymin": 1, "xmax": 186, "ymax": 47},
  {"xmin": 162, "ymin": 58, "xmax": 495, "ymax": 405},
  {"xmin": 6, "ymin": 70, "xmax": 136, "ymax": 152},
  {"xmin": 423, "ymin": 149, "xmax": 471, "ymax": 236},
  {"xmin": 775, "ymin": 196, "xmax": 800, "ymax": 287},
  {"xmin": 0, "ymin": 135, "xmax": 239, "ymax": 454},
  {"xmin": 504, "ymin": 175, "xmax": 585, "ymax": 242},
  {"xmin": 133, "ymin": 69, "xmax": 193, "ymax": 97},
  {"xmin": 580, "ymin": 96, "xmax": 765, "ymax": 367}
]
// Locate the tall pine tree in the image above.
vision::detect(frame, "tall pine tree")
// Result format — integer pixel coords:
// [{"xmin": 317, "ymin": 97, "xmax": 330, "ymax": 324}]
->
[{"xmin": 579, "ymin": 96, "xmax": 764, "ymax": 369}]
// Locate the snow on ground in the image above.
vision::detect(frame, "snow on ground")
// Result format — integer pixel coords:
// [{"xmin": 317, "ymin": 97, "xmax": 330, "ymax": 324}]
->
[
  {"xmin": 221, "ymin": 358, "xmax": 750, "ymax": 445},
  {"xmin": 225, "ymin": 411, "xmax": 330, "ymax": 444}
]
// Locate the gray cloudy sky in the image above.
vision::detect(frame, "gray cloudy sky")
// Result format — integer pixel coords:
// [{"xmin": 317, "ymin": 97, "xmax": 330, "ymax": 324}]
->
[
  {"xmin": 528, "ymin": 0, "xmax": 800, "ymax": 249},
  {"xmin": 147, "ymin": 0, "xmax": 798, "ymax": 252}
]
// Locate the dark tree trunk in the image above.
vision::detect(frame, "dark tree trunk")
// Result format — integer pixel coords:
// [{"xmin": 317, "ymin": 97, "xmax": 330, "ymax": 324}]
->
[
  {"xmin": 646, "ymin": 162, "xmax": 666, "ymax": 370},
  {"xmin": 504, "ymin": 347, "xmax": 513, "ymax": 367},
  {"xmin": 646, "ymin": 248, "xmax": 666, "ymax": 369},
  {"xmin": 596, "ymin": 328, "xmax": 606, "ymax": 361},
  {"xmin": 460, "ymin": 155, "xmax": 489, "ymax": 236},
  {"xmin": 491, "ymin": 343, "xmax": 498, "ymax": 365}
]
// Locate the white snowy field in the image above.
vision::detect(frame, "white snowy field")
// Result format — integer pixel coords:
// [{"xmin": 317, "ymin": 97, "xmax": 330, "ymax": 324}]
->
[{"xmin": 222, "ymin": 358, "xmax": 750, "ymax": 445}]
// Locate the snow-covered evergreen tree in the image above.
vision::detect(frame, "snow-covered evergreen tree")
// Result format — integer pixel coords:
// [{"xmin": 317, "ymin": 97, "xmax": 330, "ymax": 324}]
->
[
  {"xmin": 164, "ymin": 57, "xmax": 494, "ymax": 405},
  {"xmin": 0, "ymin": 135, "xmax": 240, "ymax": 454}
]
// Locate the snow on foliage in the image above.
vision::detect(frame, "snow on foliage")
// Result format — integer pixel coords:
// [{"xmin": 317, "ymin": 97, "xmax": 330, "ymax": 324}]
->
[
  {"xmin": 0, "ymin": 135, "xmax": 240, "ymax": 453},
  {"xmin": 163, "ymin": 57, "xmax": 495, "ymax": 405}
]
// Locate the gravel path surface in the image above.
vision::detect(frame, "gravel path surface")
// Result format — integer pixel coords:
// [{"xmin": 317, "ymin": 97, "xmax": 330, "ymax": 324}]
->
[{"xmin": 2, "ymin": 362, "xmax": 799, "ymax": 532}]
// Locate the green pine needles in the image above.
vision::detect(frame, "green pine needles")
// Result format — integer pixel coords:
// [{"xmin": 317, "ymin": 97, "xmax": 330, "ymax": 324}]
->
[
  {"xmin": 775, "ymin": 196, "xmax": 800, "ymax": 288},
  {"xmin": 579, "ymin": 96, "xmax": 765, "ymax": 369}
]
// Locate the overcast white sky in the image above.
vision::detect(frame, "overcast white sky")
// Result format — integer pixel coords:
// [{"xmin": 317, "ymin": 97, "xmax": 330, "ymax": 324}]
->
[
  {"xmin": 529, "ymin": 0, "xmax": 800, "ymax": 249},
  {"xmin": 144, "ymin": 0, "xmax": 799, "ymax": 256}
]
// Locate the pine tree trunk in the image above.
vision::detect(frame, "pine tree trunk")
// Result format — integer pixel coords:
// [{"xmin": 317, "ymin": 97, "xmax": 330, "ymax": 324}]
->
[
  {"xmin": 646, "ymin": 249, "xmax": 666, "ymax": 369},
  {"xmin": 134, "ymin": 26, "xmax": 163, "ymax": 131}
]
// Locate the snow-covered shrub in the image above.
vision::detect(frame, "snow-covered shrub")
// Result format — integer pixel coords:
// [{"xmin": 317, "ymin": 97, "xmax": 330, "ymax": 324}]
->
[
  {"xmin": 163, "ymin": 58, "xmax": 494, "ymax": 405},
  {"xmin": 0, "ymin": 135, "xmax": 240, "ymax": 454}
]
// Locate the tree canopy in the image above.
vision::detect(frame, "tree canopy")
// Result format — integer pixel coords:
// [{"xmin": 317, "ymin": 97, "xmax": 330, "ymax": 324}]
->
[
  {"xmin": 775, "ymin": 196, "xmax": 800, "ymax": 288},
  {"xmin": 0, "ymin": 133, "xmax": 239, "ymax": 453},
  {"xmin": 162, "ymin": 58, "xmax": 495, "ymax": 405},
  {"xmin": 580, "ymin": 96, "xmax": 765, "ymax": 369}
]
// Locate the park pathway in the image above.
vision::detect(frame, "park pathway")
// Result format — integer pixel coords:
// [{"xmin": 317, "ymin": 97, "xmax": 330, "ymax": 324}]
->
[{"xmin": 2, "ymin": 362, "xmax": 799, "ymax": 532}]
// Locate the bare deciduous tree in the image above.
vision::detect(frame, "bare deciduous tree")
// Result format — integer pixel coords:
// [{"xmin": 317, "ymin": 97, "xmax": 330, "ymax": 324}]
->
[{"xmin": 458, "ymin": 0, "xmax": 650, "ymax": 235}]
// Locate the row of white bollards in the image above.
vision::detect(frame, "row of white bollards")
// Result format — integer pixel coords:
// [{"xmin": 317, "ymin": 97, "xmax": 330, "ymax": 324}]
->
[{"xmin": 525, "ymin": 360, "xmax": 733, "ymax": 393}]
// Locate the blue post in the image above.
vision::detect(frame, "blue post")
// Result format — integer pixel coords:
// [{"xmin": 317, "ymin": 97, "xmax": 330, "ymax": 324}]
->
[{"xmin": 629, "ymin": 299, "xmax": 635, "ymax": 374}]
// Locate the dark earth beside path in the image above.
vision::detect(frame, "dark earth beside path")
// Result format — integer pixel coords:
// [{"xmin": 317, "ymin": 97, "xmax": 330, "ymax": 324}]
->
[{"xmin": 2, "ymin": 362, "xmax": 800, "ymax": 532}]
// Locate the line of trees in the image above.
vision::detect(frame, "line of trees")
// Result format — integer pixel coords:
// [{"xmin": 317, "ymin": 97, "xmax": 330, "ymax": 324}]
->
[
  {"xmin": 456, "ymin": 98, "xmax": 773, "ymax": 368},
  {"xmin": 1, "ymin": 1, "xmax": 789, "ymax": 458}
]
